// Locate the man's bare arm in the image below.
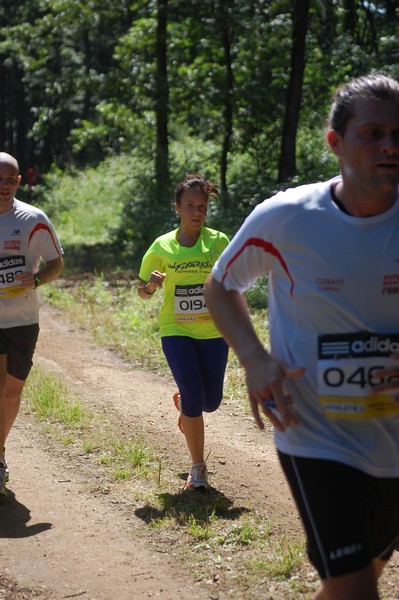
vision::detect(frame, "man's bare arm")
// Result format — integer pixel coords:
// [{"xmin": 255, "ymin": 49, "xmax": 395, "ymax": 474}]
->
[
  {"xmin": 16, "ymin": 256, "xmax": 64, "ymax": 289},
  {"xmin": 204, "ymin": 274, "xmax": 304, "ymax": 431}
]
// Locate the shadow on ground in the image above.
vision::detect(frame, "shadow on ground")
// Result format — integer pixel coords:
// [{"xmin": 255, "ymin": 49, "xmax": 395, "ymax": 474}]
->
[
  {"xmin": 0, "ymin": 489, "xmax": 52, "ymax": 538},
  {"xmin": 135, "ymin": 485, "xmax": 249, "ymax": 527}
]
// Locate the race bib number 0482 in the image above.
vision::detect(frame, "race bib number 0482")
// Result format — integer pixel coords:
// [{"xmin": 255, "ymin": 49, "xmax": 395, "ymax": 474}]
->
[
  {"xmin": 317, "ymin": 332, "xmax": 399, "ymax": 420},
  {"xmin": 0, "ymin": 255, "xmax": 26, "ymax": 298}
]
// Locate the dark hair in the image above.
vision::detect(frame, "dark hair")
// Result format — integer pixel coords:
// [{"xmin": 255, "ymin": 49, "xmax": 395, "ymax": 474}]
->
[
  {"xmin": 328, "ymin": 74, "xmax": 399, "ymax": 135},
  {"xmin": 174, "ymin": 173, "xmax": 219, "ymax": 205}
]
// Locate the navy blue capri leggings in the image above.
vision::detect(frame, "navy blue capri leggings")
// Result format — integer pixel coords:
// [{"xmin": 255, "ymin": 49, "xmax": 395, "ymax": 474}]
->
[{"xmin": 161, "ymin": 336, "xmax": 229, "ymax": 417}]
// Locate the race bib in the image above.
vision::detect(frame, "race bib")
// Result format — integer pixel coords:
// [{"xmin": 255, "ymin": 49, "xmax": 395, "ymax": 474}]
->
[
  {"xmin": 0, "ymin": 255, "xmax": 26, "ymax": 298},
  {"xmin": 317, "ymin": 332, "xmax": 399, "ymax": 420},
  {"xmin": 174, "ymin": 283, "xmax": 210, "ymax": 323}
]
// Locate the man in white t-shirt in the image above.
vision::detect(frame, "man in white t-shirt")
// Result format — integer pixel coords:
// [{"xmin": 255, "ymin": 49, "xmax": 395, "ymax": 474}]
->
[
  {"xmin": 205, "ymin": 74, "xmax": 399, "ymax": 600},
  {"xmin": 0, "ymin": 152, "xmax": 64, "ymax": 494}
]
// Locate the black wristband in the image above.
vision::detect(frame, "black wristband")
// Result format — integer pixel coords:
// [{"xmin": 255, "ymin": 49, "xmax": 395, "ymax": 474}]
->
[{"xmin": 144, "ymin": 284, "xmax": 155, "ymax": 295}]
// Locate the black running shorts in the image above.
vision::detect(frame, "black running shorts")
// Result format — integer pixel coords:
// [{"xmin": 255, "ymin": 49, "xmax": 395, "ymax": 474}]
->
[
  {"xmin": 0, "ymin": 324, "xmax": 40, "ymax": 380},
  {"xmin": 278, "ymin": 451, "xmax": 399, "ymax": 579}
]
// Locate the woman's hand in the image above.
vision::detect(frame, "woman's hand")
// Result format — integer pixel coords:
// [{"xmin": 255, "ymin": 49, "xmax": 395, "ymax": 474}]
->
[
  {"xmin": 147, "ymin": 270, "xmax": 166, "ymax": 290},
  {"xmin": 138, "ymin": 271, "xmax": 166, "ymax": 298}
]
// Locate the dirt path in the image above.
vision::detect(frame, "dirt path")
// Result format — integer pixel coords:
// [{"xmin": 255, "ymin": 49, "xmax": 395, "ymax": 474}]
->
[{"xmin": 1, "ymin": 303, "xmax": 398, "ymax": 599}]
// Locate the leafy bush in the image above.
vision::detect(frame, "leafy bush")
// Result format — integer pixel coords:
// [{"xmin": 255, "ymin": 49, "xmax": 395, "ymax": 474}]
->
[
  {"xmin": 36, "ymin": 120, "xmax": 346, "ymax": 275},
  {"xmin": 246, "ymin": 275, "xmax": 269, "ymax": 310}
]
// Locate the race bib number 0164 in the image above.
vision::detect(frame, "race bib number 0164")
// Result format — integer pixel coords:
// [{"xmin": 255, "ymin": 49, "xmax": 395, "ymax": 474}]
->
[
  {"xmin": 317, "ymin": 332, "xmax": 399, "ymax": 420},
  {"xmin": 174, "ymin": 283, "xmax": 210, "ymax": 323}
]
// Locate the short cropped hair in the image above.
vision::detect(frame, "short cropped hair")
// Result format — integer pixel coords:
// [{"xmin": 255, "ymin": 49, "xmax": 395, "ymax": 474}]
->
[{"xmin": 328, "ymin": 74, "xmax": 399, "ymax": 135}]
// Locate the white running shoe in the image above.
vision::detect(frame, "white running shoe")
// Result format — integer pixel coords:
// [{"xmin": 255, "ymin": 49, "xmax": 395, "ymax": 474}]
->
[{"xmin": 185, "ymin": 462, "xmax": 209, "ymax": 491}]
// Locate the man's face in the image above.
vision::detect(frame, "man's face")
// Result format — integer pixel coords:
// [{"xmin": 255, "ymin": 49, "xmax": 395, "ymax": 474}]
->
[
  {"xmin": 0, "ymin": 163, "xmax": 21, "ymax": 211},
  {"xmin": 328, "ymin": 97, "xmax": 399, "ymax": 192}
]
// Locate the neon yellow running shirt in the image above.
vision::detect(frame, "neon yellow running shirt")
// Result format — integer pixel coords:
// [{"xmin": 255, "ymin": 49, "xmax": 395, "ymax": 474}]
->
[{"xmin": 139, "ymin": 227, "xmax": 229, "ymax": 338}]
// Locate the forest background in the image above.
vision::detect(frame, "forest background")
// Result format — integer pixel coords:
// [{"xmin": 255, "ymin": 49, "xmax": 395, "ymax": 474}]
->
[
  {"xmin": 1, "ymin": 5, "xmax": 399, "ymax": 595},
  {"xmin": 1, "ymin": 0, "xmax": 399, "ymax": 271}
]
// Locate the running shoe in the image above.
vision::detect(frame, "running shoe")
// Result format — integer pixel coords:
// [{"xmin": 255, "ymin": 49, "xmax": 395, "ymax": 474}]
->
[
  {"xmin": 185, "ymin": 462, "xmax": 209, "ymax": 491},
  {"xmin": 2, "ymin": 449, "xmax": 9, "ymax": 482},
  {"xmin": 173, "ymin": 392, "xmax": 184, "ymax": 433},
  {"xmin": 0, "ymin": 462, "xmax": 7, "ymax": 496}
]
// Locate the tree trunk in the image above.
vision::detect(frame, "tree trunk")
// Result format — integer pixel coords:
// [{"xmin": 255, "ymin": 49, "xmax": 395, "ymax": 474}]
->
[
  {"xmin": 155, "ymin": 0, "xmax": 170, "ymax": 200},
  {"xmin": 342, "ymin": 0, "xmax": 356, "ymax": 34},
  {"xmin": 219, "ymin": 0, "xmax": 234, "ymax": 200},
  {"xmin": 277, "ymin": 0, "xmax": 310, "ymax": 183}
]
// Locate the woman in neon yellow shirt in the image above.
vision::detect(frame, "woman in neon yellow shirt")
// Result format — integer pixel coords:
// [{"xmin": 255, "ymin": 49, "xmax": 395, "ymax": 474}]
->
[{"xmin": 138, "ymin": 173, "xmax": 229, "ymax": 491}]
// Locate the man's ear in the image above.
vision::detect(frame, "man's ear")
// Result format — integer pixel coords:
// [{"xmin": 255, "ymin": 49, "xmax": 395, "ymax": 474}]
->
[{"xmin": 327, "ymin": 129, "xmax": 342, "ymax": 158}]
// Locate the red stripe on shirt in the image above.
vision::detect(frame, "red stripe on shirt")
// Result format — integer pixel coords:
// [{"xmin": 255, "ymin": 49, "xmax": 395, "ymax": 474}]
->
[
  {"xmin": 28, "ymin": 223, "xmax": 61, "ymax": 255},
  {"xmin": 221, "ymin": 237, "xmax": 294, "ymax": 296}
]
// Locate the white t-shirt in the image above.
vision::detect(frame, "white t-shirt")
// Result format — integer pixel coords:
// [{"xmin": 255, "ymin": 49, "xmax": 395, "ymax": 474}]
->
[
  {"xmin": 212, "ymin": 177, "xmax": 399, "ymax": 477},
  {"xmin": 0, "ymin": 198, "xmax": 63, "ymax": 327}
]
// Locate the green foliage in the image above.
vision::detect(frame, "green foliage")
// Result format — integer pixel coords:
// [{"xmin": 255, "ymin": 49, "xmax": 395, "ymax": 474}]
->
[
  {"xmin": 3, "ymin": 0, "xmax": 399, "ymax": 263},
  {"xmin": 187, "ymin": 512, "xmax": 217, "ymax": 541},
  {"xmin": 245, "ymin": 537, "xmax": 306, "ymax": 582},
  {"xmin": 295, "ymin": 125, "xmax": 339, "ymax": 183},
  {"xmin": 245, "ymin": 276, "xmax": 269, "ymax": 311},
  {"xmin": 25, "ymin": 368, "xmax": 86, "ymax": 427},
  {"xmin": 69, "ymin": 103, "xmax": 155, "ymax": 161},
  {"xmin": 35, "ymin": 111, "xmax": 344, "ymax": 271},
  {"xmin": 39, "ymin": 156, "xmax": 130, "ymax": 246},
  {"xmin": 3, "ymin": 0, "xmax": 398, "ymax": 179},
  {"xmin": 109, "ymin": 438, "xmax": 154, "ymax": 479},
  {"xmin": 223, "ymin": 521, "xmax": 264, "ymax": 546},
  {"xmin": 1, "ymin": 0, "xmax": 137, "ymax": 168}
]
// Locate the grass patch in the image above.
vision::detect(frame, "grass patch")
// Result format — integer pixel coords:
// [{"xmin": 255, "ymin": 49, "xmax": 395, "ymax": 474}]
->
[
  {"xmin": 246, "ymin": 539, "xmax": 306, "ymax": 580},
  {"xmin": 24, "ymin": 368, "xmax": 86, "ymax": 427},
  {"xmin": 187, "ymin": 511, "xmax": 217, "ymax": 541},
  {"xmin": 23, "ymin": 366, "xmax": 163, "ymax": 485}
]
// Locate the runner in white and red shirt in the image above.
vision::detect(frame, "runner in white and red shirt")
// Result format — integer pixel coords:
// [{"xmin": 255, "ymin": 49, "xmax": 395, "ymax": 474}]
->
[
  {"xmin": 0, "ymin": 152, "xmax": 63, "ymax": 494},
  {"xmin": 205, "ymin": 74, "xmax": 399, "ymax": 600}
]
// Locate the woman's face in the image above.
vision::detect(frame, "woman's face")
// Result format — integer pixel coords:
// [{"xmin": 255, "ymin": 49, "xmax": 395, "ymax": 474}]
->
[{"xmin": 176, "ymin": 188, "xmax": 208, "ymax": 231}]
